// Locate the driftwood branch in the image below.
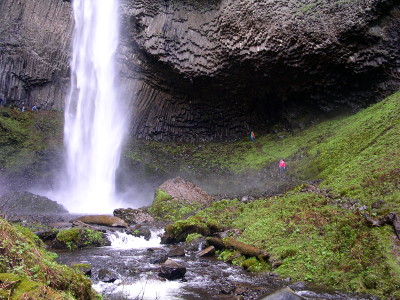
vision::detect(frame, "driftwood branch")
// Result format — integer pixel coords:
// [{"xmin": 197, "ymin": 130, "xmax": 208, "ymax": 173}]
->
[{"xmin": 363, "ymin": 212, "xmax": 400, "ymax": 240}]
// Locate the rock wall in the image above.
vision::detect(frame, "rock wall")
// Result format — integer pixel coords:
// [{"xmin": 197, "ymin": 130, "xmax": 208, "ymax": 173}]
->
[
  {"xmin": 0, "ymin": 0, "xmax": 399, "ymax": 140},
  {"xmin": 120, "ymin": 0, "xmax": 400, "ymax": 140},
  {"xmin": 0, "ymin": 0, "xmax": 73, "ymax": 110}
]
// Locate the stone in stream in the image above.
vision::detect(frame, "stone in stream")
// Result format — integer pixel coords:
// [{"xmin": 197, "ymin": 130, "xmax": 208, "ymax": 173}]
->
[
  {"xmin": 158, "ymin": 259, "xmax": 186, "ymax": 280},
  {"xmin": 167, "ymin": 246, "xmax": 185, "ymax": 257},
  {"xmin": 71, "ymin": 215, "xmax": 128, "ymax": 227},
  {"xmin": 258, "ymin": 287, "xmax": 305, "ymax": 300},
  {"xmin": 97, "ymin": 269, "xmax": 118, "ymax": 283},
  {"xmin": 113, "ymin": 207, "xmax": 154, "ymax": 224}
]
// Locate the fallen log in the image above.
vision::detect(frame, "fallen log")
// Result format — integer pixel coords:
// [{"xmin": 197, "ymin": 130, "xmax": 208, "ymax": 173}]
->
[
  {"xmin": 207, "ymin": 236, "xmax": 270, "ymax": 261},
  {"xmin": 363, "ymin": 212, "xmax": 400, "ymax": 239}
]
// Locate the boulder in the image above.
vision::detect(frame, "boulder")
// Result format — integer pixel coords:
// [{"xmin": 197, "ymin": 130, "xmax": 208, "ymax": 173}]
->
[
  {"xmin": 158, "ymin": 177, "xmax": 212, "ymax": 205},
  {"xmin": 258, "ymin": 287, "xmax": 304, "ymax": 300},
  {"xmin": 126, "ymin": 225, "xmax": 151, "ymax": 240},
  {"xmin": 71, "ymin": 215, "xmax": 128, "ymax": 228},
  {"xmin": 147, "ymin": 248, "xmax": 168, "ymax": 264},
  {"xmin": 149, "ymin": 177, "xmax": 212, "ymax": 221},
  {"xmin": 158, "ymin": 259, "xmax": 186, "ymax": 280},
  {"xmin": 97, "ymin": 269, "xmax": 118, "ymax": 283},
  {"xmin": 113, "ymin": 207, "xmax": 154, "ymax": 224},
  {"xmin": 167, "ymin": 246, "xmax": 185, "ymax": 257},
  {"xmin": 0, "ymin": 191, "xmax": 68, "ymax": 215}
]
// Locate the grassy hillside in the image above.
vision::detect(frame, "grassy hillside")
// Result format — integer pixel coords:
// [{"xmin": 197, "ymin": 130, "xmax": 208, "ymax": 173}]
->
[{"xmin": 148, "ymin": 91, "xmax": 400, "ymax": 298}]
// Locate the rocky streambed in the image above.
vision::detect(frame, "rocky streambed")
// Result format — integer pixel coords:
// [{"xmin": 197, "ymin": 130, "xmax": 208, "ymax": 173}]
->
[
  {"xmin": 53, "ymin": 224, "xmax": 376, "ymax": 300},
  {"xmin": 4, "ymin": 208, "xmax": 374, "ymax": 300}
]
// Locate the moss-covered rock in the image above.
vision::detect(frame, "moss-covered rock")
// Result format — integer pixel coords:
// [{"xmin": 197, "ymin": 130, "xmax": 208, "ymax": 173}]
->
[
  {"xmin": 162, "ymin": 216, "xmax": 223, "ymax": 244},
  {"xmin": 53, "ymin": 227, "xmax": 110, "ymax": 250},
  {"xmin": 0, "ymin": 218, "xmax": 99, "ymax": 299},
  {"xmin": 149, "ymin": 177, "xmax": 212, "ymax": 221}
]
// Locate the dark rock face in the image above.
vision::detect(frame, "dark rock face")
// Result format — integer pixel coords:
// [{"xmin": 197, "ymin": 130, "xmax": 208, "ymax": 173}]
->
[
  {"xmin": 120, "ymin": 0, "xmax": 400, "ymax": 140},
  {"xmin": 0, "ymin": 0, "xmax": 73, "ymax": 110},
  {"xmin": 1, "ymin": 0, "xmax": 400, "ymax": 141},
  {"xmin": 0, "ymin": 191, "xmax": 68, "ymax": 214}
]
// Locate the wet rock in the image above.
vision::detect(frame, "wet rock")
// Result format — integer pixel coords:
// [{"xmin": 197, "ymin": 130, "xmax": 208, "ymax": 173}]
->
[
  {"xmin": 185, "ymin": 236, "xmax": 207, "ymax": 252},
  {"xmin": 71, "ymin": 215, "xmax": 128, "ymax": 228},
  {"xmin": 126, "ymin": 225, "xmax": 151, "ymax": 240},
  {"xmin": 158, "ymin": 259, "xmax": 186, "ymax": 280},
  {"xmin": 113, "ymin": 207, "xmax": 154, "ymax": 224},
  {"xmin": 196, "ymin": 246, "xmax": 216, "ymax": 258},
  {"xmin": 148, "ymin": 248, "xmax": 168, "ymax": 264},
  {"xmin": 97, "ymin": 269, "xmax": 118, "ymax": 283},
  {"xmin": 0, "ymin": 191, "xmax": 68, "ymax": 215},
  {"xmin": 168, "ymin": 246, "xmax": 185, "ymax": 257},
  {"xmin": 258, "ymin": 287, "xmax": 304, "ymax": 300},
  {"xmin": 52, "ymin": 227, "xmax": 111, "ymax": 250},
  {"xmin": 35, "ymin": 229, "xmax": 59, "ymax": 242}
]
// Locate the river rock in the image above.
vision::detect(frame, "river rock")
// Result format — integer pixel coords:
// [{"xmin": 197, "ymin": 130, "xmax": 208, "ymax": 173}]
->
[
  {"xmin": 71, "ymin": 215, "xmax": 128, "ymax": 228},
  {"xmin": 126, "ymin": 225, "xmax": 151, "ymax": 240},
  {"xmin": 113, "ymin": 207, "xmax": 154, "ymax": 224},
  {"xmin": 148, "ymin": 248, "xmax": 168, "ymax": 264},
  {"xmin": 167, "ymin": 246, "xmax": 185, "ymax": 257},
  {"xmin": 0, "ymin": 191, "xmax": 68, "ymax": 215},
  {"xmin": 158, "ymin": 259, "xmax": 186, "ymax": 280},
  {"xmin": 258, "ymin": 287, "xmax": 304, "ymax": 300},
  {"xmin": 97, "ymin": 269, "xmax": 118, "ymax": 283}
]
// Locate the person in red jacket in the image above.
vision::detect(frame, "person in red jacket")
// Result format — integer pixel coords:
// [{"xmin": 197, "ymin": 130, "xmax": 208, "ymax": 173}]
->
[{"xmin": 279, "ymin": 159, "xmax": 286, "ymax": 175}]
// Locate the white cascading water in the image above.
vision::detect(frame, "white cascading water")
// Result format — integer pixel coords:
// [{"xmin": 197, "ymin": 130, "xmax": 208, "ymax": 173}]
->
[{"xmin": 62, "ymin": 0, "xmax": 127, "ymax": 213}]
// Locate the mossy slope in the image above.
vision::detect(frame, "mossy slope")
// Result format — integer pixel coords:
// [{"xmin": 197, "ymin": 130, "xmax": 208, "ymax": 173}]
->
[
  {"xmin": 0, "ymin": 218, "xmax": 99, "ymax": 299},
  {"xmin": 162, "ymin": 91, "xmax": 400, "ymax": 298},
  {"xmin": 0, "ymin": 108, "xmax": 63, "ymax": 189}
]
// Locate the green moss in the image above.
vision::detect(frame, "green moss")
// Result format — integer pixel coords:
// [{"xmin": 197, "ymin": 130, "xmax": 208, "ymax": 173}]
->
[
  {"xmin": 55, "ymin": 228, "xmax": 106, "ymax": 251},
  {"xmin": 165, "ymin": 216, "xmax": 223, "ymax": 242},
  {"xmin": 185, "ymin": 233, "xmax": 203, "ymax": 243},
  {"xmin": 0, "ymin": 218, "xmax": 99, "ymax": 299},
  {"xmin": 0, "ymin": 107, "xmax": 63, "ymax": 184},
  {"xmin": 148, "ymin": 189, "xmax": 203, "ymax": 221}
]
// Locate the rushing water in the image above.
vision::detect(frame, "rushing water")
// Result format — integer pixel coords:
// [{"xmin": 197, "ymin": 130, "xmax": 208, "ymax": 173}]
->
[
  {"xmin": 61, "ymin": 0, "xmax": 127, "ymax": 213},
  {"xmin": 55, "ymin": 229, "xmax": 378, "ymax": 300}
]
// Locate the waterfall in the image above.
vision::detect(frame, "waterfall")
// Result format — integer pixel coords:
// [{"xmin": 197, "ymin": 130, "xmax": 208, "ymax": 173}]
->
[{"xmin": 62, "ymin": 0, "xmax": 127, "ymax": 213}]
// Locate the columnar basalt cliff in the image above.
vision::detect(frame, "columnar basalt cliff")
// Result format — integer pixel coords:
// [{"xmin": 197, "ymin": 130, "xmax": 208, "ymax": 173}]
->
[
  {"xmin": 0, "ymin": 0, "xmax": 73, "ymax": 110},
  {"xmin": 120, "ymin": 0, "xmax": 400, "ymax": 141},
  {"xmin": 1, "ymin": 0, "xmax": 400, "ymax": 141}
]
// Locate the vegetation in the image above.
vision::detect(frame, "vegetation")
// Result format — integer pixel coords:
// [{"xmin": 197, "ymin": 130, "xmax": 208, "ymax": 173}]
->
[
  {"xmin": 0, "ymin": 218, "xmax": 100, "ymax": 299},
  {"xmin": 0, "ymin": 107, "xmax": 63, "ymax": 188},
  {"xmin": 148, "ymin": 189, "xmax": 204, "ymax": 221},
  {"xmin": 152, "ymin": 91, "xmax": 400, "ymax": 298},
  {"xmin": 1, "ymin": 86, "xmax": 400, "ymax": 298},
  {"xmin": 55, "ymin": 228, "xmax": 107, "ymax": 251}
]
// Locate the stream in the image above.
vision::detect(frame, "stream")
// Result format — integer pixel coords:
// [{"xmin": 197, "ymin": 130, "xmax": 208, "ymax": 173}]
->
[{"xmin": 54, "ymin": 228, "xmax": 378, "ymax": 300}]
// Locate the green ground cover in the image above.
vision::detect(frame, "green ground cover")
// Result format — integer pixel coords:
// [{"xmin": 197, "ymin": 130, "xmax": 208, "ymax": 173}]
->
[{"xmin": 160, "ymin": 91, "xmax": 400, "ymax": 298}]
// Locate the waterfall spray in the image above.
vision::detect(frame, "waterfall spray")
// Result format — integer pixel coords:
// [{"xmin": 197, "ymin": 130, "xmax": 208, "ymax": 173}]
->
[{"xmin": 62, "ymin": 0, "xmax": 126, "ymax": 213}]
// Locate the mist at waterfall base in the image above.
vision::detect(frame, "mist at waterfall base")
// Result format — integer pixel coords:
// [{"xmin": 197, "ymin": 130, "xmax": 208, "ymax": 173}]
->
[{"xmin": 53, "ymin": 0, "xmax": 132, "ymax": 214}]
